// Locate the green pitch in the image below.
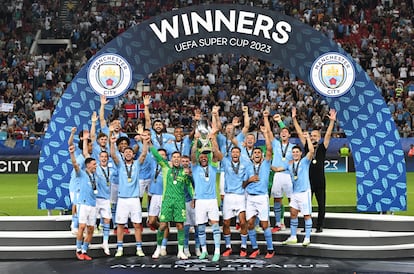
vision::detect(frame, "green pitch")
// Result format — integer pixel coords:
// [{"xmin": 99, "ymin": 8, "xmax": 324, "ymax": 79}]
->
[{"xmin": 0, "ymin": 173, "xmax": 412, "ymax": 216}]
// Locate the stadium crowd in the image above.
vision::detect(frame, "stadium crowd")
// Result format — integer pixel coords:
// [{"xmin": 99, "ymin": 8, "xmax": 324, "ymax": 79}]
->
[{"xmin": 0, "ymin": 0, "xmax": 413, "ymax": 144}]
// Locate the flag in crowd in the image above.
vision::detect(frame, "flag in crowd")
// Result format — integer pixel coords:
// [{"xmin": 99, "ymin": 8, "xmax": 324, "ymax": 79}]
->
[{"xmin": 124, "ymin": 103, "xmax": 145, "ymax": 119}]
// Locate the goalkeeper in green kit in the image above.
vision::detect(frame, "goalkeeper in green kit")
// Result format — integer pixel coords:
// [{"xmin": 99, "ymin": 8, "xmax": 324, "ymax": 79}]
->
[{"xmin": 150, "ymin": 144, "xmax": 194, "ymax": 260}]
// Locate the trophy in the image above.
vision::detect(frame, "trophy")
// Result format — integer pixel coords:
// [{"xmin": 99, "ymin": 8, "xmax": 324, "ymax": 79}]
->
[{"xmin": 196, "ymin": 118, "xmax": 212, "ymax": 153}]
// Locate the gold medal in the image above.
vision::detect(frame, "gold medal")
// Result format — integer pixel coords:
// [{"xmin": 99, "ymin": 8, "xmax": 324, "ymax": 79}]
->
[
  {"xmin": 312, "ymin": 159, "xmax": 317, "ymax": 164},
  {"xmin": 294, "ymin": 176, "xmax": 298, "ymax": 180},
  {"xmin": 107, "ymin": 181, "xmax": 110, "ymax": 186},
  {"xmin": 282, "ymin": 157, "xmax": 286, "ymax": 161},
  {"xmin": 93, "ymin": 190, "xmax": 98, "ymax": 195},
  {"xmin": 128, "ymin": 178, "xmax": 132, "ymax": 183}
]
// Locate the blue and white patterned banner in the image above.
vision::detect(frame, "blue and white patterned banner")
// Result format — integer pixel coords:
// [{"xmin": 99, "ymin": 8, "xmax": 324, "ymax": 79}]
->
[{"xmin": 38, "ymin": 4, "xmax": 406, "ymax": 212}]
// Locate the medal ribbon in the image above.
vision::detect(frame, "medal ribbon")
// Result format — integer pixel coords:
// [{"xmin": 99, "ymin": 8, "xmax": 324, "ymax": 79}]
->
[
  {"xmin": 172, "ymin": 167, "xmax": 179, "ymax": 182},
  {"xmin": 280, "ymin": 142, "xmax": 288, "ymax": 159},
  {"xmin": 231, "ymin": 161, "xmax": 240, "ymax": 175},
  {"xmin": 155, "ymin": 164, "xmax": 161, "ymax": 180},
  {"xmin": 175, "ymin": 141, "xmax": 183, "ymax": 154},
  {"xmin": 156, "ymin": 133, "xmax": 163, "ymax": 147},
  {"xmin": 124, "ymin": 160, "xmax": 133, "ymax": 182},
  {"xmin": 253, "ymin": 162, "xmax": 261, "ymax": 176},
  {"xmin": 225, "ymin": 139, "xmax": 232, "ymax": 156},
  {"xmin": 100, "ymin": 166, "xmax": 110, "ymax": 185},
  {"xmin": 203, "ymin": 166, "xmax": 209, "ymax": 178},
  {"xmin": 246, "ymin": 147, "xmax": 253, "ymax": 159},
  {"xmin": 87, "ymin": 171, "xmax": 97, "ymax": 191},
  {"xmin": 312, "ymin": 144, "xmax": 319, "ymax": 163},
  {"xmin": 292, "ymin": 158, "xmax": 301, "ymax": 180}
]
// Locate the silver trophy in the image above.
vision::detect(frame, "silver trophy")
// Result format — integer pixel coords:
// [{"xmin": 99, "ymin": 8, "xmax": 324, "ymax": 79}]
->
[{"xmin": 196, "ymin": 118, "xmax": 212, "ymax": 153}]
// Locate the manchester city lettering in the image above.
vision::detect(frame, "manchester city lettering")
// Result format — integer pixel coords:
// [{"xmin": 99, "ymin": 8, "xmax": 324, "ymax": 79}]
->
[
  {"xmin": 0, "ymin": 160, "xmax": 32, "ymax": 173},
  {"xmin": 149, "ymin": 10, "xmax": 291, "ymax": 44},
  {"xmin": 90, "ymin": 55, "xmax": 129, "ymax": 71}
]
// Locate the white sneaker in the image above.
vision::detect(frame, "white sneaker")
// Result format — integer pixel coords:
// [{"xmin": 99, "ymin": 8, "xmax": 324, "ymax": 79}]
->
[
  {"xmin": 195, "ymin": 247, "xmax": 201, "ymax": 257},
  {"xmin": 102, "ymin": 243, "xmax": 110, "ymax": 256},
  {"xmin": 280, "ymin": 223, "xmax": 286, "ymax": 230},
  {"xmin": 302, "ymin": 238, "xmax": 311, "ymax": 247},
  {"xmin": 184, "ymin": 248, "xmax": 191, "ymax": 257},
  {"xmin": 136, "ymin": 248, "xmax": 145, "ymax": 257},
  {"xmin": 115, "ymin": 248, "xmax": 123, "ymax": 257},
  {"xmin": 282, "ymin": 236, "xmax": 297, "ymax": 245},
  {"xmin": 177, "ymin": 250, "xmax": 188, "ymax": 260},
  {"xmin": 255, "ymin": 225, "xmax": 263, "ymax": 233},
  {"xmin": 152, "ymin": 247, "xmax": 161, "ymax": 259},
  {"xmin": 160, "ymin": 247, "xmax": 167, "ymax": 256}
]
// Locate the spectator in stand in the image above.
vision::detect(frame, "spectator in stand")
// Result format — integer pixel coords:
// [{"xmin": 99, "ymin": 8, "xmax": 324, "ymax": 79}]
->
[
  {"xmin": 0, "ymin": 121, "xmax": 8, "ymax": 132},
  {"xmin": 338, "ymin": 143, "xmax": 352, "ymax": 158},
  {"xmin": 408, "ymin": 144, "xmax": 414, "ymax": 158}
]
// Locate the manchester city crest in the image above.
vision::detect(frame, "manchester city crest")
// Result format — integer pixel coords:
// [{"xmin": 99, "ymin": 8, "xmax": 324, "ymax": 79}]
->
[
  {"xmin": 310, "ymin": 52, "xmax": 355, "ymax": 98},
  {"xmin": 98, "ymin": 64, "xmax": 121, "ymax": 89},
  {"xmin": 87, "ymin": 53, "xmax": 132, "ymax": 98}
]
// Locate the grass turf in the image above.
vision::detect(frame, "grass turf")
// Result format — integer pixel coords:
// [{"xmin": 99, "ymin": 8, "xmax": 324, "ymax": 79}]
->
[{"xmin": 0, "ymin": 173, "xmax": 412, "ymax": 216}]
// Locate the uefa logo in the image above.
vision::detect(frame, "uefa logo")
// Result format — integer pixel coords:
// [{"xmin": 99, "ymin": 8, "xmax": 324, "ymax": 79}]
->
[
  {"xmin": 310, "ymin": 52, "xmax": 355, "ymax": 98},
  {"xmin": 87, "ymin": 53, "xmax": 133, "ymax": 98}
]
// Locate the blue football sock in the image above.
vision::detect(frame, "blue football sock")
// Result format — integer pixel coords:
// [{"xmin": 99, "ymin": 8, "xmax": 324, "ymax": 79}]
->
[
  {"xmin": 290, "ymin": 218, "xmax": 298, "ymax": 237},
  {"xmin": 212, "ymin": 223, "xmax": 221, "ymax": 250},
  {"xmin": 224, "ymin": 234, "xmax": 231, "ymax": 248},
  {"xmin": 198, "ymin": 224, "xmax": 206, "ymax": 247},
  {"xmin": 248, "ymin": 229, "xmax": 258, "ymax": 249},
  {"xmin": 274, "ymin": 202, "xmax": 281, "ymax": 225},
  {"xmin": 103, "ymin": 223, "xmax": 110, "ymax": 242},
  {"xmin": 263, "ymin": 227, "xmax": 274, "ymax": 251},
  {"xmin": 305, "ymin": 218, "xmax": 312, "ymax": 238},
  {"xmin": 241, "ymin": 234, "xmax": 247, "ymax": 249}
]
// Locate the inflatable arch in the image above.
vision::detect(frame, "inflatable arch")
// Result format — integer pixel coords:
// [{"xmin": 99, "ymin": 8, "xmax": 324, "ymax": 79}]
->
[{"xmin": 38, "ymin": 4, "xmax": 406, "ymax": 212}]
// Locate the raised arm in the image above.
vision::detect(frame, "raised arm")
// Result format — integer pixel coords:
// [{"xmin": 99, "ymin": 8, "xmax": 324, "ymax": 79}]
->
[
  {"xmin": 110, "ymin": 135, "xmax": 120, "ymax": 165},
  {"xmin": 137, "ymin": 134, "xmax": 150, "ymax": 164},
  {"xmin": 149, "ymin": 144, "xmax": 168, "ymax": 168},
  {"xmin": 292, "ymin": 107, "xmax": 306, "ymax": 146},
  {"xmin": 68, "ymin": 127, "xmax": 77, "ymax": 146},
  {"xmin": 69, "ymin": 144, "xmax": 80, "ymax": 173},
  {"xmin": 189, "ymin": 108, "xmax": 201, "ymax": 140},
  {"xmin": 261, "ymin": 113, "xmax": 272, "ymax": 161},
  {"xmin": 82, "ymin": 130, "xmax": 91, "ymax": 158},
  {"xmin": 229, "ymin": 117, "xmax": 239, "ymax": 146},
  {"xmin": 191, "ymin": 131, "xmax": 200, "ymax": 165},
  {"xmin": 133, "ymin": 124, "xmax": 144, "ymax": 154},
  {"xmin": 90, "ymin": 111, "xmax": 98, "ymax": 142},
  {"xmin": 211, "ymin": 106, "xmax": 221, "ymax": 131},
  {"xmin": 143, "ymin": 95, "xmax": 152, "ymax": 130},
  {"xmin": 263, "ymin": 109, "xmax": 274, "ymax": 140},
  {"xmin": 210, "ymin": 125, "xmax": 223, "ymax": 162},
  {"xmin": 323, "ymin": 109, "xmax": 337, "ymax": 148},
  {"xmin": 241, "ymin": 105, "xmax": 250, "ymax": 135},
  {"xmin": 303, "ymin": 131, "xmax": 314, "ymax": 160},
  {"xmin": 99, "ymin": 95, "xmax": 108, "ymax": 129}
]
